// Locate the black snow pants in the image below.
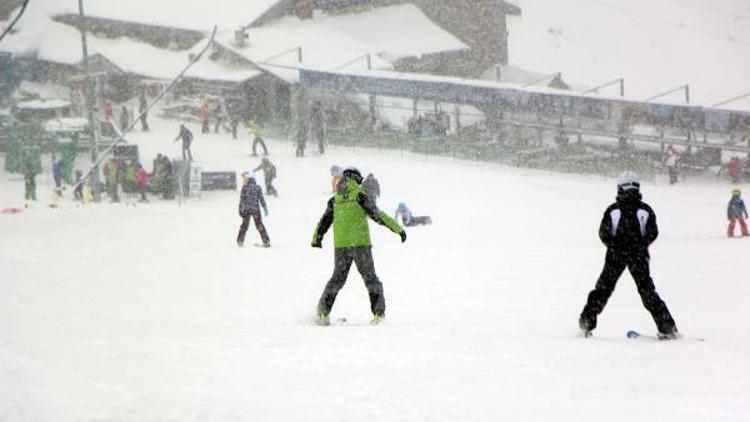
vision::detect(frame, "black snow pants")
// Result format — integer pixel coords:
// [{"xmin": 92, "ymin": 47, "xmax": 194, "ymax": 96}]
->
[
  {"xmin": 317, "ymin": 246, "xmax": 385, "ymax": 316},
  {"xmin": 580, "ymin": 248, "xmax": 676, "ymax": 334},
  {"xmin": 237, "ymin": 210, "xmax": 270, "ymax": 245},
  {"xmin": 252, "ymin": 137, "xmax": 268, "ymax": 156}
]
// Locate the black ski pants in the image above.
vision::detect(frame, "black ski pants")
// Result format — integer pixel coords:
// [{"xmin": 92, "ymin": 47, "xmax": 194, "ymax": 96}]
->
[
  {"xmin": 317, "ymin": 246, "xmax": 385, "ymax": 316},
  {"xmin": 252, "ymin": 137, "xmax": 268, "ymax": 156},
  {"xmin": 264, "ymin": 178, "xmax": 277, "ymax": 197},
  {"xmin": 580, "ymin": 248, "xmax": 676, "ymax": 334},
  {"xmin": 237, "ymin": 210, "xmax": 270, "ymax": 245}
]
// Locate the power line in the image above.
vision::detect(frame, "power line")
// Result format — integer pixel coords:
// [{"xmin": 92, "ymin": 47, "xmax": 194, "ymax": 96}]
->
[
  {"xmin": 580, "ymin": 0, "xmax": 750, "ymax": 48},
  {"xmin": 653, "ymin": 0, "xmax": 750, "ymax": 22},
  {"xmin": 0, "ymin": 0, "xmax": 30, "ymax": 42}
]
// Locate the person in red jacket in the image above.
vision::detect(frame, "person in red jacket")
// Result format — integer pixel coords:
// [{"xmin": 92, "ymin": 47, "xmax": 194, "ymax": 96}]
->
[
  {"xmin": 199, "ymin": 100, "xmax": 211, "ymax": 134},
  {"xmin": 727, "ymin": 157, "xmax": 740, "ymax": 183},
  {"xmin": 135, "ymin": 163, "xmax": 149, "ymax": 202}
]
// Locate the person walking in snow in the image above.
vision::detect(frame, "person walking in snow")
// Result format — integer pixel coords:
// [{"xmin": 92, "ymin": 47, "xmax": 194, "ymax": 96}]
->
[
  {"xmin": 311, "ymin": 168, "xmax": 406, "ymax": 326},
  {"xmin": 662, "ymin": 144, "xmax": 679, "ymax": 185},
  {"xmin": 174, "ymin": 124, "xmax": 194, "ymax": 161},
  {"xmin": 361, "ymin": 173, "xmax": 380, "ymax": 205},
  {"xmin": 394, "ymin": 202, "xmax": 432, "ymax": 226},
  {"xmin": 138, "ymin": 91, "xmax": 149, "ymax": 131},
  {"xmin": 249, "ymin": 120, "xmax": 268, "ymax": 156},
  {"xmin": 237, "ymin": 173, "xmax": 270, "ymax": 247},
  {"xmin": 727, "ymin": 188, "xmax": 749, "ymax": 237},
  {"xmin": 253, "ymin": 157, "xmax": 278, "ymax": 197},
  {"xmin": 579, "ymin": 172, "xmax": 678, "ymax": 339}
]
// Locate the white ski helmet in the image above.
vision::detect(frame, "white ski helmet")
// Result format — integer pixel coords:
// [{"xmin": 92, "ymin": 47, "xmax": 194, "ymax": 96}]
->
[{"xmin": 617, "ymin": 171, "xmax": 640, "ymax": 191}]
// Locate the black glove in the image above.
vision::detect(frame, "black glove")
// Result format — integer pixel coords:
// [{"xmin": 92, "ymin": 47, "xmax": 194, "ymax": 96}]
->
[
  {"xmin": 238, "ymin": 209, "xmax": 244, "ymax": 217},
  {"xmin": 311, "ymin": 240, "xmax": 322, "ymax": 248},
  {"xmin": 399, "ymin": 230, "xmax": 407, "ymax": 243}
]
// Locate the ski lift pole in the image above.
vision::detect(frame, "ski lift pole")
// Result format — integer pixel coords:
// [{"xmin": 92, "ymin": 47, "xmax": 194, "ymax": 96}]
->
[{"xmin": 72, "ymin": 26, "xmax": 218, "ymax": 192}]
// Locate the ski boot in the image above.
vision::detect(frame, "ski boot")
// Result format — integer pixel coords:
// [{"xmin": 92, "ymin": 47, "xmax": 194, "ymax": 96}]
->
[
  {"xmin": 370, "ymin": 312, "xmax": 385, "ymax": 325},
  {"xmin": 579, "ymin": 316, "xmax": 593, "ymax": 338},
  {"xmin": 316, "ymin": 313, "xmax": 331, "ymax": 326},
  {"xmin": 657, "ymin": 328, "xmax": 680, "ymax": 340}
]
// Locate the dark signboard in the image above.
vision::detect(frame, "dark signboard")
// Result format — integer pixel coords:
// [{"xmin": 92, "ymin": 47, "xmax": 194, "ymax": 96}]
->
[
  {"xmin": 201, "ymin": 172, "xmax": 236, "ymax": 191},
  {"xmin": 113, "ymin": 144, "xmax": 139, "ymax": 163}
]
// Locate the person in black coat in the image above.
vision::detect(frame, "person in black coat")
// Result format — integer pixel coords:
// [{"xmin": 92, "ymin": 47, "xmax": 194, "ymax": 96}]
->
[
  {"xmin": 579, "ymin": 172, "xmax": 678, "ymax": 339},
  {"xmin": 138, "ymin": 91, "xmax": 149, "ymax": 131},
  {"xmin": 361, "ymin": 173, "xmax": 380, "ymax": 205},
  {"xmin": 237, "ymin": 173, "xmax": 270, "ymax": 247},
  {"xmin": 174, "ymin": 124, "xmax": 194, "ymax": 161}
]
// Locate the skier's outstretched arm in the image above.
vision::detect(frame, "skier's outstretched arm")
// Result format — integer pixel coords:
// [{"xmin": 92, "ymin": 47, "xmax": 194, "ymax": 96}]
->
[
  {"xmin": 312, "ymin": 198, "xmax": 334, "ymax": 247},
  {"xmin": 358, "ymin": 193, "xmax": 404, "ymax": 236}
]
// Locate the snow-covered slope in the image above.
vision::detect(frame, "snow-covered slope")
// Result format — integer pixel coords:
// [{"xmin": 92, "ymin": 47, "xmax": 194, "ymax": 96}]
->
[
  {"xmin": 508, "ymin": 0, "xmax": 750, "ymax": 111},
  {"xmin": 1, "ymin": 118, "xmax": 748, "ymax": 421}
]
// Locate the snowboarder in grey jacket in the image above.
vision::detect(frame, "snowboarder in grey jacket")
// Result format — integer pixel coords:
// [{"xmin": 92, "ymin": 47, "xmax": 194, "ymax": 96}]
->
[
  {"xmin": 579, "ymin": 172, "xmax": 678, "ymax": 339},
  {"xmin": 237, "ymin": 173, "xmax": 270, "ymax": 247}
]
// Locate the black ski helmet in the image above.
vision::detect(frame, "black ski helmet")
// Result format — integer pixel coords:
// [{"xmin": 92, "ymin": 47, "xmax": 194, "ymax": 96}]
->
[{"xmin": 342, "ymin": 167, "xmax": 363, "ymax": 184}]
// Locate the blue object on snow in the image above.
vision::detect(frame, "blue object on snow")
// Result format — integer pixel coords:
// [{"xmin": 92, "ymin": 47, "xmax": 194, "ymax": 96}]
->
[{"xmin": 626, "ymin": 330, "xmax": 640, "ymax": 339}]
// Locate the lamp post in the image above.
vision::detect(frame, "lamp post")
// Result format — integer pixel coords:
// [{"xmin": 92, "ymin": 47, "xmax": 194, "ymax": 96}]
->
[{"xmin": 77, "ymin": 0, "xmax": 101, "ymax": 201}]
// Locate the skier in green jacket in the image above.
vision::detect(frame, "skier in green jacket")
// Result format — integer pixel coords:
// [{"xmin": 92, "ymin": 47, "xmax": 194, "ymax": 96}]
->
[{"xmin": 312, "ymin": 168, "xmax": 406, "ymax": 325}]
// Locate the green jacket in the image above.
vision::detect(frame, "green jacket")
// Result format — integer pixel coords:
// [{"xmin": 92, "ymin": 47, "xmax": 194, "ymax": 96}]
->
[{"xmin": 313, "ymin": 178, "xmax": 402, "ymax": 248}]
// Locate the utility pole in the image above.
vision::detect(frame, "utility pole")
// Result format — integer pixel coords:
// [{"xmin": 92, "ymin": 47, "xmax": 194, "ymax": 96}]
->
[{"xmin": 77, "ymin": 0, "xmax": 101, "ymax": 201}]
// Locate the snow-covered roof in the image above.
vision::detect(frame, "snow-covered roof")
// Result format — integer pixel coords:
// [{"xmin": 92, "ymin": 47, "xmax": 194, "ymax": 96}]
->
[
  {"xmin": 1, "ymin": 17, "xmax": 260, "ymax": 83},
  {"xmin": 217, "ymin": 4, "xmax": 469, "ymax": 83},
  {"xmin": 3, "ymin": 0, "xmax": 283, "ymax": 33},
  {"xmin": 16, "ymin": 99, "xmax": 72, "ymax": 110}
]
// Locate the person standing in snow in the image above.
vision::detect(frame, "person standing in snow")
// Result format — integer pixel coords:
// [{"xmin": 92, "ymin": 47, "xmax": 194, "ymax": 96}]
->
[
  {"xmin": 237, "ymin": 172, "xmax": 270, "ymax": 247},
  {"xmin": 253, "ymin": 157, "xmax": 278, "ymax": 197},
  {"xmin": 135, "ymin": 163, "xmax": 149, "ymax": 202},
  {"xmin": 394, "ymin": 202, "xmax": 432, "ymax": 226},
  {"xmin": 52, "ymin": 159, "xmax": 64, "ymax": 190},
  {"xmin": 22, "ymin": 159, "xmax": 37, "ymax": 202},
  {"xmin": 662, "ymin": 144, "xmax": 679, "ymax": 185},
  {"xmin": 104, "ymin": 102, "xmax": 114, "ymax": 121},
  {"xmin": 214, "ymin": 101, "xmax": 225, "ymax": 133},
  {"xmin": 138, "ymin": 91, "xmax": 149, "ymax": 131},
  {"xmin": 311, "ymin": 100, "xmax": 326, "ymax": 155},
  {"xmin": 174, "ymin": 124, "xmax": 194, "ymax": 161},
  {"xmin": 102, "ymin": 158, "xmax": 120, "ymax": 202},
  {"xmin": 578, "ymin": 172, "xmax": 678, "ymax": 339},
  {"xmin": 73, "ymin": 170, "xmax": 84, "ymax": 201},
  {"xmin": 727, "ymin": 188, "xmax": 749, "ymax": 237},
  {"xmin": 311, "ymin": 168, "xmax": 406, "ymax": 326},
  {"xmin": 119, "ymin": 105, "xmax": 130, "ymax": 132},
  {"xmin": 199, "ymin": 99, "xmax": 210, "ymax": 134},
  {"xmin": 361, "ymin": 173, "xmax": 380, "ymax": 206}
]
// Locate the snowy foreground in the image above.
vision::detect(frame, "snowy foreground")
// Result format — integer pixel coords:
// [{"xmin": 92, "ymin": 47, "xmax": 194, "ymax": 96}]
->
[{"xmin": 1, "ymin": 119, "xmax": 749, "ymax": 421}]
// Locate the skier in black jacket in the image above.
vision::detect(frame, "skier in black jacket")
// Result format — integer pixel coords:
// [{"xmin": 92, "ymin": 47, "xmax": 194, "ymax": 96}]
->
[{"xmin": 579, "ymin": 172, "xmax": 678, "ymax": 339}]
